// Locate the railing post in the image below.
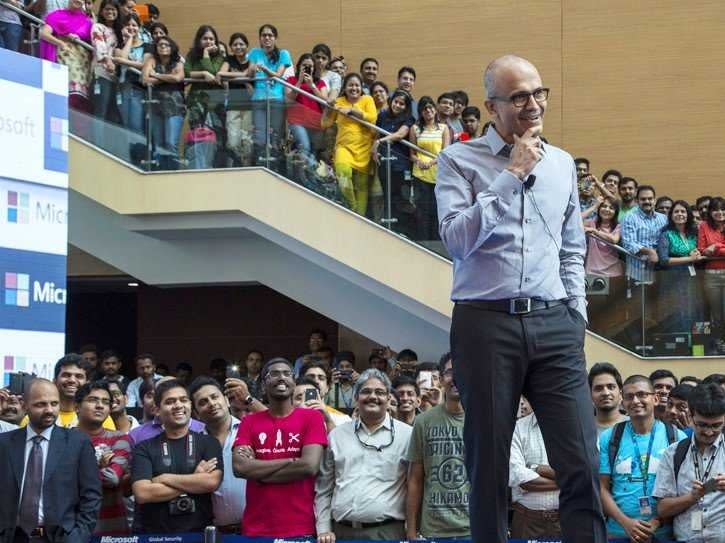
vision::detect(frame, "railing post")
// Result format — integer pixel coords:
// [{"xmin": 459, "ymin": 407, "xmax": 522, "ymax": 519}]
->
[
  {"xmin": 379, "ymin": 141, "xmax": 397, "ymax": 230},
  {"xmin": 141, "ymin": 83, "xmax": 158, "ymax": 170}
]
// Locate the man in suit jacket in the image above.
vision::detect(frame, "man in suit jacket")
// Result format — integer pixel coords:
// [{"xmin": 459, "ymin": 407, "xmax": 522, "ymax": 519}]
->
[{"xmin": 0, "ymin": 379, "xmax": 101, "ymax": 543}]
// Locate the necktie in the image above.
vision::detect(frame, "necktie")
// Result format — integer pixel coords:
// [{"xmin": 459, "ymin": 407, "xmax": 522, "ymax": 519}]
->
[
  {"xmin": 498, "ymin": 143, "xmax": 513, "ymax": 158},
  {"xmin": 19, "ymin": 435, "xmax": 44, "ymax": 534}
]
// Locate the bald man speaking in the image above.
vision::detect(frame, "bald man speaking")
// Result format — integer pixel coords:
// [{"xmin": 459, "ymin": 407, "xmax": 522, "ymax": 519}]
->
[{"xmin": 435, "ymin": 55, "xmax": 606, "ymax": 542}]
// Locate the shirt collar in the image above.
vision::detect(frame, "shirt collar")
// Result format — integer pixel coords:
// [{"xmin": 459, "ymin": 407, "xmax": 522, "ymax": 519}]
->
[
  {"xmin": 484, "ymin": 125, "xmax": 509, "ymax": 156},
  {"xmin": 693, "ymin": 433, "xmax": 724, "ymax": 455},
  {"xmin": 26, "ymin": 424, "xmax": 54, "ymax": 442},
  {"xmin": 355, "ymin": 412, "xmax": 393, "ymax": 434}
]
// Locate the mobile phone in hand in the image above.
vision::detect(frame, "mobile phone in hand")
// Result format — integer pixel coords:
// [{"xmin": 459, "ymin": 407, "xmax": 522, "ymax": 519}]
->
[
  {"xmin": 703, "ymin": 478, "xmax": 717, "ymax": 494},
  {"xmin": 304, "ymin": 388, "xmax": 319, "ymax": 402}
]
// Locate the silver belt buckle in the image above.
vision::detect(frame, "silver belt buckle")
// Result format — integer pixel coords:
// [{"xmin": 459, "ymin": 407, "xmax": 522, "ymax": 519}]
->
[{"xmin": 510, "ymin": 297, "xmax": 532, "ymax": 314}]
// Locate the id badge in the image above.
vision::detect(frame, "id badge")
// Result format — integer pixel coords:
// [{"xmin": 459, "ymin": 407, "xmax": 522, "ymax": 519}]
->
[
  {"xmin": 691, "ymin": 509, "xmax": 703, "ymax": 531},
  {"xmin": 94, "ymin": 81, "xmax": 101, "ymax": 96},
  {"xmin": 638, "ymin": 496, "xmax": 652, "ymax": 517},
  {"xmin": 688, "ymin": 265, "xmax": 696, "ymax": 277},
  {"xmin": 403, "ymin": 170, "xmax": 412, "ymax": 181},
  {"xmin": 116, "ymin": 93, "xmax": 123, "ymax": 106}
]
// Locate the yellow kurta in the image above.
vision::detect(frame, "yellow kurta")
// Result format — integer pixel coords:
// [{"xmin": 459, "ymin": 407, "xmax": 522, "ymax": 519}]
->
[{"xmin": 322, "ymin": 95, "xmax": 378, "ymax": 173}]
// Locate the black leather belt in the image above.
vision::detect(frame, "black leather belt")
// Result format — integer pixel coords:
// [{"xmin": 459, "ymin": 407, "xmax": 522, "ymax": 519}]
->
[
  {"xmin": 457, "ymin": 298, "xmax": 566, "ymax": 315},
  {"xmin": 336, "ymin": 518, "xmax": 401, "ymax": 529}
]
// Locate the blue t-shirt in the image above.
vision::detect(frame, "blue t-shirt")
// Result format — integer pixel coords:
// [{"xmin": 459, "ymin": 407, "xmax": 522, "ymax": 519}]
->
[
  {"xmin": 376, "ymin": 110, "xmax": 415, "ymax": 171},
  {"xmin": 599, "ymin": 420, "xmax": 686, "ymax": 538},
  {"xmin": 248, "ymin": 47, "xmax": 292, "ymax": 101}
]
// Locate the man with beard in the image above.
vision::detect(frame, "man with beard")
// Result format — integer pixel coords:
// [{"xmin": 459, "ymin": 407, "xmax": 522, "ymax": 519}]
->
[
  {"xmin": 233, "ymin": 358, "xmax": 327, "ymax": 538},
  {"xmin": 316, "ymin": 369, "xmax": 412, "ymax": 542},
  {"xmin": 74, "ymin": 381, "xmax": 131, "ymax": 535},
  {"xmin": 131, "ymin": 379, "xmax": 222, "ymax": 533},
  {"xmin": 621, "ymin": 185, "xmax": 667, "ymax": 288},
  {"xmin": 406, "ymin": 353, "xmax": 470, "ymax": 539},
  {"xmin": 618, "ymin": 176, "xmax": 639, "ymax": 221},
  {"xmin": 0, "ymin": 379, "xmax": 101, "ymax": 543},
  {"xmin": 189, "ymin": 377, "xmax": 246, "ymax": 533},
  {"xmin": 589, "ymin": 363, "xmax": 628, "ymax": 435},
  {"xmin": 0, "ymin": 387, "xmax": 26, "ymax": 426},
  {"xmin": 106, "ymin": 380, "xmax": 140, "ymax": 434},
  {"xmin": 54, "ymin": 354, "xmax": 115, "ymax": 430}
]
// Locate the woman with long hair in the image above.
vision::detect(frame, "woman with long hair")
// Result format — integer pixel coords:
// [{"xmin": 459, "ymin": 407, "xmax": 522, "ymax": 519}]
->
[
  {"xmin": 409, "ymin": 95, "xmax": 450, "ymax": 241},
  {"xmin": 113, "ymin": 12, "xmax": 149, "ymax": 132},
  {"xmin": 657, "ymin": 200, "xmax": 705, "ymax": 332},
  {"xmin": 584, "ymin": 197, "xmax": 623, "ymax": 277},
  {"xmin": 698, "ymin": 196, "xmax": 725, "ymax": 333},
  {"xmin": 321, "ymin": 72, "xmax": 377, "ymax": 215},
  {"xmin": 40, "ymin": 0, "xmax": 94, "ymax": 112},
  {"xmin": 218, "ymin": 32, "xmax": 255, "ymax": 165},
  {"xmin": 142, "ymin": 36, "xmax": 184, "ymax": 168},
  {"xmin": 247, "ymin": 23, "xmax": 292, "ymax": 166},
  {"xmin": 90, "ymin": 0, "xmax": 119, "ymax": 122},
  {"xmin": 373, "ymin": 88, "xmax": 415, "ymax": 236},
  {"xmin": 285, "ymin": 53, "xmax": 328, "ymax": 181}
]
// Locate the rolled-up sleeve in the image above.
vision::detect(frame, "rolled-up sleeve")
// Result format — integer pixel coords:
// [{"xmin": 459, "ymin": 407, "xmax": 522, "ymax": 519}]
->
[
  {"xmin": 559, "ymin": 161, "xmax": 588, "ymax": 320},
  {"xmin": 436, "ymin": 150, "xmax": 521, "ymax": 260}
]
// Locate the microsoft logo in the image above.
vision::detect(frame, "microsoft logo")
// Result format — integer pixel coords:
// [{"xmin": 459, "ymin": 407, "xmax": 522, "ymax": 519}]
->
[
  {"xmin": 49, "ymin": 117, "xmax": 68, "ymax": 152},
  {"xmin": 4, "ymin": 355, "xmax": 27, "ymax": 372},
  {"xmin": 7, "ymin": 190, "xmax": 30, "ymax": 224},
  {"xmin": 4, "ymin": 272, "xmax": 30, "ymax": 307}
]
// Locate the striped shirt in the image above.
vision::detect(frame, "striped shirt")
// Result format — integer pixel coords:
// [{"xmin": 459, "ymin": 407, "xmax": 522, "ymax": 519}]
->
[
  {"xmin": 620, "ymin": 207, "xmax": 666, "ymax": 282},
  {"xmin": 89, "ymin": 430, "xmax": 132, "ymax": 535}
]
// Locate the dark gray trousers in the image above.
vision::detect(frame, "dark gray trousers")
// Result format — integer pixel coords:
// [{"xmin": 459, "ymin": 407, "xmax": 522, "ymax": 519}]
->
[{"xmin": 450, "ymin": 302, "xmax": 607, "ymax": 543}]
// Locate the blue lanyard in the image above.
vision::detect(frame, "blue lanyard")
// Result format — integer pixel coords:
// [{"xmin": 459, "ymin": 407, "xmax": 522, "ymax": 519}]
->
[{"xmin": 629, "ymin": 422, "xmax": 657, "ymax": 495}]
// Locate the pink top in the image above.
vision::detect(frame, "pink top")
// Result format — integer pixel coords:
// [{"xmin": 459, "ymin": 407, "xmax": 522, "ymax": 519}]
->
[
  {"xmin": 585, "ymin": 220, "xmax": 624, "ymax": 276},
  {"xmin": 234, "ymin": 407, "xmax": 328, "ymax": 537}
]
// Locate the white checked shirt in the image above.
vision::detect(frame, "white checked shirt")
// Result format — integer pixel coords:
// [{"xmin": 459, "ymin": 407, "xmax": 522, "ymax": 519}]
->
[{"xmin": 509, "ymin": 413, "xmax": 559, "ymax": 511}]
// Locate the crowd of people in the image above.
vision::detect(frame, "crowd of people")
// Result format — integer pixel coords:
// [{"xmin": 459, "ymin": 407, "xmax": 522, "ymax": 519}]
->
[{"xmin": 1, "ymin": 332, "xmax": 724, "ymax": 542}]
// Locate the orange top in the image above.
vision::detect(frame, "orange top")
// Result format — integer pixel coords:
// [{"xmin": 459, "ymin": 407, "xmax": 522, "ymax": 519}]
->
[{"xmin": 697, "ymin": 221, "xmax": 725, "ymax": 269}]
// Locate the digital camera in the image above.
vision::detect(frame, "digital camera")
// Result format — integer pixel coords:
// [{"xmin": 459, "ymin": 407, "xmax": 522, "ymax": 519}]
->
[{"xmin": 169, "ymin": 494, "xmax": 196, "ymax": 516}]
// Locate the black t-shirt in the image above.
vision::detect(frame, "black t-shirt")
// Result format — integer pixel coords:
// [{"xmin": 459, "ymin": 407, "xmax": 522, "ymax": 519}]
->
[{"xmin": 131, "ymin": 430, "xmax": 223, "ymax": 533}]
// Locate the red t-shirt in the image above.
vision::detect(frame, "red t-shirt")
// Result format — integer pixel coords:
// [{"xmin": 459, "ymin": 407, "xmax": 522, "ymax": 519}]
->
[
  {"xmin": 234, "ymin": 407, "xmax": 328, "ymax": 537},
  {"xmin": 285, "ymin": 76, "xmax": 327, "ymax": 129}
]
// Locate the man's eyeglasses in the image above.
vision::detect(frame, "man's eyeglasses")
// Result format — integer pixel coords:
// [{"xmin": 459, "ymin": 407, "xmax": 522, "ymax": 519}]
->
[
  {"xmin": 489, "ymin": 87, "xmax": 550, "ymax": 108},
  {"xmin": 623, "ymin": 391, "xmax": 655, "ymax": 402},
  {"xmin": 693, "ymin": 420, "xmax": 724, "ymax": 431},
  {"xmin": 358, "ymin": 388, "xmax": 389, "ymax": 398}
]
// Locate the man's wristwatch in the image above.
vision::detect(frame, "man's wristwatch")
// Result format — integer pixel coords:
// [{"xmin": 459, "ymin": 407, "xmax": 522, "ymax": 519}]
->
[
  {"xmin": 244, "ymin": 395, "xmax": 253, "ymax": 406},
  {"xmin": 528, "ymin": 463, "xmax": 540, "ymax": 472}
]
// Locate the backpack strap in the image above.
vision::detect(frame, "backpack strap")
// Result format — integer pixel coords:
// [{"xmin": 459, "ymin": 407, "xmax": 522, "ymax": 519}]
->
[
  {"xmin": 673, "ymin": 436, "xmax": 691, "ymax": 484},
  {"xmin": 664, "ymin": 421, "xmax": 677, "ymax": 445},
  {"xmin": 607, "ymin": 421, "xmax": 627, "ymax": 483}
]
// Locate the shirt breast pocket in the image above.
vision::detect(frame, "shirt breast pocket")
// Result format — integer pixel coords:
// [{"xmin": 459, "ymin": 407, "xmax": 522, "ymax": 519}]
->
[{"xmin": 374, "ymin": 457, "xmax": 403, "ymax": 482}]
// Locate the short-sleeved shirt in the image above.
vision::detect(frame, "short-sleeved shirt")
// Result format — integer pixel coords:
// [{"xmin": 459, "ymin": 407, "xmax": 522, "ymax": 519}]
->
[
  {"xmin": 131, "ymin": 430, "xmax": 223, "ymax": 533},
  {"xmin": 285, "ymin": 75, "xmax": 327, "ymax": 129},
  {"xmin": 376, "ymin": 109, "xmax": 415, "ymax": 171},
  {"xmin": 599, "ymin": 420, "xmax": 686, "ymax": 538},
  {"xmin": 248, "ymin": 47, "xmax": 293, "ymax": 101},
  {"xmin": 406, "ymin": 404, "xmax": 470, "ymax": 538},
  {"xmin": 233, "ymin": 407, "xmax": 328, "ymax": 537}
]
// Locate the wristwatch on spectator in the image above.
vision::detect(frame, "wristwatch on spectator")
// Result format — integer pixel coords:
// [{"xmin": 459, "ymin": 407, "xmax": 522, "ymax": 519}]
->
[
  {"xmin": 528, "ymin": 463, "xmax": 540, "ymax": 472},
  {"xmin": 244, "ymin": 394, "xmax": 253, "ymax": 406}
]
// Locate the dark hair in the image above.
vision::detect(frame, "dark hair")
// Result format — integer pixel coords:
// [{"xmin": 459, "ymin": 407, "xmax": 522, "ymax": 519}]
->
[
  {"xmin": 601, "ymin": 169, "xmax": 622, "ymax": 184},
  {"xmin": 588, "ymin": 362, "xmax": 623, "ymax": 390},
  {"xmin": 656, "ymin": 196, "xmax": 673, "ymax": 209},
  {"xmin": 397, "ymin": 66, "xmax": 416, "ymax": 80},
  {"xmin": 188, "ymin": 25, "xmax": 221, "ymax": 63},
  {"xmin": 397, "ymin": 349, "xmax": 418, "ymax": 362},
  {"xmin": 296, "ymin": 375, "xmax": 320, "ymax": 390},
  {"xmin": 341, "ymin": 72, "xmax": 363, "ymax": 99},
  {"xmin": 101, "ymin": 349, "xmax": 121, "ymax": 362},
  {"xmin": 669, "ymin": 383, "xmax": 694, "ymax": 402},
  {"xmin": 154, "ymin": 378, "xmax": 186, "ymax": 406},
  {"xmin": 175, "ymin": 362, "xmax": 192, "ymax": 372},
  {"xmin": 105, "ymin": 378, "xmax": 128, "ymax": 395},
  {"xmin": 209, "ymin": 358, "xmax": 228, "ymax": 372},
  {"xmin": 294, "ymin": 53, "xmax": 319, "ymax": 82},
  {"xmin": 96, "ymin": 0, "xmax": 119, "ymax": 28},
  {"xmin": 139, "ymin": 377, "xmax": 155, "ymax": 402},
  {"xmin": 702, "ymin": 373, "xmax": 725, "ymax": 386},
  {"xmin": 311, "ymin": 43, "xmax": 331, "ymax": 60},
  {"xmin": 681, "ymin": 375, "xmax": 701, "ymax": 385},
  {"xmin": 416, "ymin": 95, "xmax": 438, "ymax": 131},
  {"xmin": 392, "ymin": 375, "xmax": 420, "ymax": 396},
  {"xmin": 461, "ymin": 106, "xmax": 480, "ymax": 120},
  {"xmin": 228, "ymin": 32, "xmax": 248, "ymax": 48},
  {"xmin": 147, "ymin": 21, "xmax": 168, "ymax": 39},
  {"xmin": 666, "ymin": 200, "xmax": 698, "ymax": 237},
  {"xmin": 318, "ymin": 346, "xmax": 335, "ymax": 358},
  {"xmin": 437, "ymin": 352, "xmax": 452, "ymax": 374},
  {"xmin": 300, "ymin": 360, "xmax": 330, "ymax": 383},
  {"xmin": 649, "ymin": 369, "xmax": 678, "ymax": 386},
  {"xmin": 79, "ymin": 344, "xmax": 98, "ymax": 355},
  {"xmin": 54, "ymin": 353, "xmax": 83, "ymax": 379},
  {"xmin": 695, "ymin": 195, "xmax": 713, "ymax": 209},
  {"xmin": 309, "ymin": 328, "xmax": 328, "ymax": 341},
  {"xmin": 188, "ymin": 376, "xmax": 223, "ymax": 407},
  {"xmin": 636, "ymin": 184, "xmax": 656, "ymax": 198},
  {"xmin": 618, "ymin": 176, "xmax": 638, "ymax": 189},
  {"xmin": 153, "ymin": 36, "xmax": 180, "ymax": 66},
  {"xmin": 688, "ymin": 382, "xmax": 725, "ymax": 418},
  {"xmin": 118, "ymin": 12, "xmax": 142, "ymax": 44},
  {"xmin": 705, "ymin": 197, "xmax": 725, "ymax": 229},
  {"xmin": 370, "ymin": 80, "xmax": 388, "ymax": 96},
  {"xmin": 594, "ymin": 197, "xmax": 620, "ymax": 230},
  {"xmin": 261, "ymin": 357, "xmax": 294, "ymax": 379},
  {"xmin": 574, "ymin": 157, "xmax": 590, "ymax": 168},
  {"xmin": 623, "ymin": 374, "xmax": 654, "ymax": 390},
  {"xmin": 258, "ymin": 23, "xmax": 280, "ymax": 64},
  {"xmin": 387, "ymin": 88, "xmax": 412, "ymax": 118},
  {"xmin": 437, "ymin": 92, "xmax": 456, "ymax": 104},
  {"xmin": 453, "ymin": 90, "xmax": 469, "ymax": 106},
  {"xmin": 146, "ymin": 2, "xmax": 159, "ymax": 16},
  {"xmin": 135, "ymin": 353, "xmax": 155, "ymax": 364},
  {"xmin": 335, "ymin": 351, "xmax": 356, "ymax": 367},
  {"xmin": 75, "ymin": 380, "xmax": 111, "ymax": 405},
  {"xmin": 246, "ymin": 349, "xmax": 264, "ymax": 360},
  {"xmin": 415, "ymin": 361, "xmax": 438, "ymax": 377},
  {"xmin": 359, "ymin": 57, "xmax": 379, "ymax": 71}
]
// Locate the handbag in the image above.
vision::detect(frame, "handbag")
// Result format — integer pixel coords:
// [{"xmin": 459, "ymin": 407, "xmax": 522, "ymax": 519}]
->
[{"xmin": 184, "ymin": 126, "xmax": 217, "ymax": 144}]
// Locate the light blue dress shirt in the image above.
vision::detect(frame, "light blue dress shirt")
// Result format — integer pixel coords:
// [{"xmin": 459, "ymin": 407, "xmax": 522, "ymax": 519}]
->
[
  {"xmin": 203, "ymin": 416, "xmax": 246, "ymax": 526},
  {"xmin": 435, "ymin": 127, "xmax": 587, "ymax": 319},
  {"xmin": 620, "ymin": 207, "xmax": 667, "ymax": 283}
]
